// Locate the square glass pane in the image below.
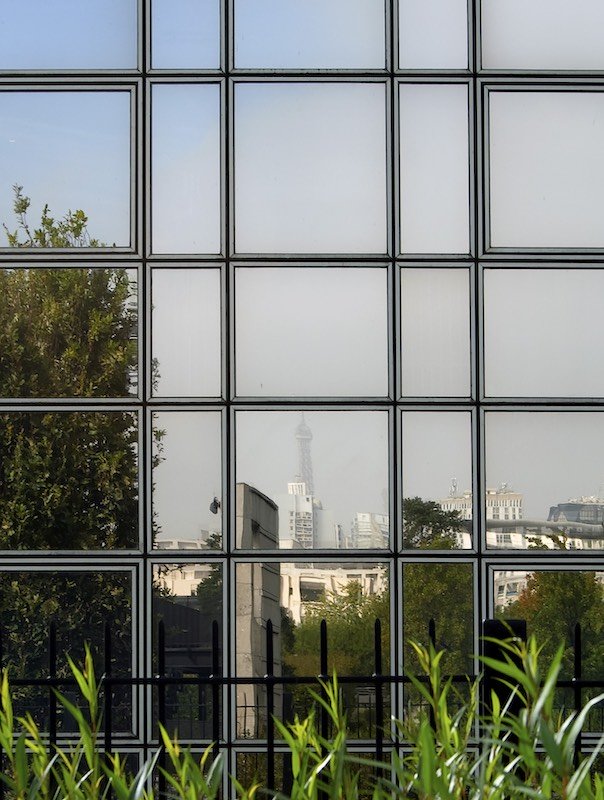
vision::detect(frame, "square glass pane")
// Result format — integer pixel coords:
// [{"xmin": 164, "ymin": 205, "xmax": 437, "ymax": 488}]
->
[
  {"xmin": 151, "ymin": 0, "xmax": 220, "ymax": 69},
  {"xmin": 0, "ymin": 570, "xmax": 133, "ymax": 730},
  {"xmin": 234, "ymin": 0, "xmax": 386, "ymax": 69},
  {"xmin": 481, "ymin": 0, "xmax": 604, "ymax": 70},
  {"xmin": 493, "ymin": 569, "xmax": 604, "ymax": 693},
  {"xmin": 0, "ymin": 267, "xmax": 137, "ymax": 398},
  {"xmin": 236, "ymin": 559, "xmax": 390, "ymax": 738},
  {"xmin": 152, "ymin": 269, "xmax": 221, "ymax": 398},
  {"xmin": 235, "ymin": 411, "xmax": 390, "ymax": 550},
  {"xmin": 152, "ymin": 412, "xmax": 222, "ymax": 549},
  {"xmin": 153, "ymin": 562, "xmax": 223, "ymax": 738},
  {"xmin": 399, "ymin": 84, "xmax": 469, "ymax": 254},
  {"xmin": 0, "ymin": 92, "xmax": 131, "ymax": 248},
  {"xmin": 235, "ymin": 267, "xmax": 388, "ymax": 398},
  {"xmin": 403, "ymin": 562, "xmax": 473, "ymax": 672},
  {"xmin": 485, "ymin": 269, "xmax": 604, "ymax": 398},
  {"xmin": 399, "ymin": 0, "xmax": 468, "ymax": 69},
  {"xmin": 0, "ymin": 0, "xmax": 137, "ymax": 70},
  {"xmin": 0, "ymin": 411, "xmax": 138, "ymax": 550},
  {"xmin": 402, "ymin": 412, "xmax": 472, "ymax": 549},
  {"xmin": 151, "ymin": 84, "xmax": 221, "ymax": 254},
  {"xmin": 234, "ymin": 83, "xmax": 387, "ymax": 255},
  {"xmin": 401, "ymin": 268, "xmax": 471, "ymax": 397},
  {"xmin": 486, "ymin": 412, "xmax": 604, "ymax": 551},
  {"xmin": 489, "ymin": 91, "xmax": 604, "ymax": 249}
]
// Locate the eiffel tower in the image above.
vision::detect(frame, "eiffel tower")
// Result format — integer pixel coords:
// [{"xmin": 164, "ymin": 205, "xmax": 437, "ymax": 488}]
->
[{"xmin": 295, "ymin": 412, "xmax": 314, "ymax": 496}]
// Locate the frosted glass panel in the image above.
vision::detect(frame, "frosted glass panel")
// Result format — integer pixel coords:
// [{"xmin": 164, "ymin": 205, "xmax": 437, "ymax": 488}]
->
[
  {"xmin": 234, "ymin": 83, "xmax": 388, "ymax": 255},
  {"xmin": 152, "ymin": 269, "xmax": 221, "ymax": 397},
  {"xmin": 489, "ymin": 92, "xmax": 604, "ymax": 249},
  {"xmin": 399, "ymin": 84, "xmax": 469, "ymax": 254},
  {"xmin": 234, "ymin": 0, "xmax": 385, "ymax": 69},
  {"xmin": 401, "ymin": 268, "xmax": 470, "ymax": 397},
  {"xmin": 0, "ymin": 0, "xmax": 137, "ymax": 70},
  {"xmin": 151, "ymin": 84, "xmax": 221, "ymax": 254},
  {"xmin": 152, "ymin": 0, "xmax": 220, "ymax": 68},
  {"xmin": 402, "ymin": 411, "xmax": 472, "ymax": 548},
  {"xmin": 399, "ymin": 0, "xmax": 468, "ymax": 69},
  {"xmin": 152, "ymin": 412, "xmax": 222, "ymax": 548},
  {"xmin": 235, "ymin": 268, "xmax": 388, "ymax": 397},
  {"xmin": 0, "ymin": 92, "xmax": 131, "ymax": 248},
  {"xmin": 482, "ymin": 0, "xmax": 604, "ymax": 70},
  {"xmin": 485, "ymin": 269, "xmax": 604, "ymax": 398}
]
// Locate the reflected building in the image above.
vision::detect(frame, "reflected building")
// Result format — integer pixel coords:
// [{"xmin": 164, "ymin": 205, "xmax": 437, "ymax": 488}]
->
[
  {"xmin": 440, "ymin": 482, "xmax": 524, "ymax": 548},
  {"xmin": 154, "ymin": 483, "xmax": 282, "ymax": 739},
  {"xmin": 280, "ymin": 562, "xmax": 387, "ymax": 625},
  {"xmin": 351, "ymin": 511, "xmax": 389, "ymax": 549}
]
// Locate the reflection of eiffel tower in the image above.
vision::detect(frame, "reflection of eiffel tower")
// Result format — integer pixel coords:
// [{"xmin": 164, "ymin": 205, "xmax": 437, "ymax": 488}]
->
[{"xmin": 295, "ymin": 412, "xmax": 314, "ymax": 496}]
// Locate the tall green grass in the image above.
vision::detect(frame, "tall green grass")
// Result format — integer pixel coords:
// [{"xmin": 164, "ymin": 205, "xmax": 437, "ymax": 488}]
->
[{"xmin": 0, "ymin": 638, "xmax": 601, "ymax": 799}]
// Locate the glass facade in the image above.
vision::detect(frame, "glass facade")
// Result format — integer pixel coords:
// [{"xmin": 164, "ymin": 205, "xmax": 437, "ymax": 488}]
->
[{"xmin": 0, "ymin": 0, "xmax": 602, "ymax": 781}]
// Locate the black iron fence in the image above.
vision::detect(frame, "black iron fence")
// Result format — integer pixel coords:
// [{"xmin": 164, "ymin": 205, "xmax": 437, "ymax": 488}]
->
[{"xmin": 0, "ymin": 618, "xmax": 602, "ymax": 795}]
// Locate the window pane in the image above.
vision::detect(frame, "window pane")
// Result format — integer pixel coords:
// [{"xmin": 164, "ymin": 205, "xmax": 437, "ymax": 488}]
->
[
  {"xmin": 152, "ymin": 412, "xmax": 222, "ymax": 549},
  {"xmin": 402, "ymin": 412, "xmax": 472, "ymax": 549},
  {"xmin": 481, "ymin": 0, "xmax": 604, "ymax": 70},
  {"xmin": 399, "ymin": 0, "xmax": 468, "ymax": 69},
  {"xmin": 399, "ymin": 84, "xmax": 469, "ymax": 254},
  {"xmin": 236, "ymin": 411, "xmax": 389, "ymax": 549},
  {"xmin": 0, "ymin": 570, "xmax": 133, "ymax": 729},
  {"xmin": 0, "ymin": 0, "xmax": 137, "ymax": 70},
  {"xmin": 234, "ymin": 83, "xmax": 387, "ymax": 254},
  {"xmin": 151, "ymin": 84, "xmax": 221, "ymax": 254},
  {"xmin": 401, "ymin": 268, "xmax": 471, "ymax": 397},
  {"xmin": 152, "ymin": 269, "xmax": 221, "ymax": 398},
  {"xmin": 234, "ymin": 0, "xmax": 385, "ymax": 69},
  {"xmin": 489, "ymin": 91, "xmax": 604, "ymax": 249},
  {"xmin": 235, "ymin": 267, "xmax": 388, "ymax": 397},
  {"xmin": 494, "ymin": 568, "xmax": 604, "ymax": 717},
  {"xmin": 486, "ymin": 412, "xmax": 604, "ymax": 551},
  {"xmin": 485, "ymin": 269, "xmax": 604, "ymax": 398},
  {"xmin": 403, "ymin": 562, "xmax": 473, "ymax": 671},
  {"xmin": 0, "ymin": 411, "xmax": 138, "ymax": 550},
  {"xmin": 153, "ymin": 562, "xmax": 223, "ymax": 738},
  {"xmin": 151, "ymin": 0, "xmax": 220, "ymax": 69},
  {"xmin": 236, "ymin": 558, "xmax": 390, "ymax": 737},
  {"xmin": 0, "ymin": 268, "xmax": 137, "ymax": 398},
  {"xmin": 0, "ymin": 92, "xmax": 131, "ymax": 248}
]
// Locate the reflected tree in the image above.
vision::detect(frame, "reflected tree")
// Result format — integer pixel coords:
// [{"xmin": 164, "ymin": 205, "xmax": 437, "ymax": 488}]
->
[{"xmin": 0, "ymin": 188, "xmax": 139, "ymax": 697}]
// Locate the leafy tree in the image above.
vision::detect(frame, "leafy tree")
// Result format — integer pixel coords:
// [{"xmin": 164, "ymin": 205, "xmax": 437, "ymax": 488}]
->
[
  {"xmin": 402, "ymin": 496, "xmax": 465, "ymax": 549},
  {"xmin": 0, "ymin": 188, "xmax": 139, "ymax": 704},
  {"xmin": 503, "ymin": 567, "xmax": 604, "ymax": 678}
]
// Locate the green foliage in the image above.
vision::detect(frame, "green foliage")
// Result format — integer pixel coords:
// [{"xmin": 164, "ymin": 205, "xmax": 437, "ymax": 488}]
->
[
  {"xmin": 402, "ymin": 496, "xmax": 465, "ymax": 549},
  {"xmin": 3, "ymin": 185, "xmax": 103, "ymax": 248},
  {"xmin": 0, "ymin": 640, "xmax": 603, "ymax": 800},
  {"xmin": 0, "ymin": 188, "xmax": 140, "ymax": 707}
]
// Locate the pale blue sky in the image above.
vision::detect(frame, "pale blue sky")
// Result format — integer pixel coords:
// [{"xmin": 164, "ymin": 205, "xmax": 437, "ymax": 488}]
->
[{"xmin": 0, "ymin": 91, "xmax": 130, "ymax": 246}]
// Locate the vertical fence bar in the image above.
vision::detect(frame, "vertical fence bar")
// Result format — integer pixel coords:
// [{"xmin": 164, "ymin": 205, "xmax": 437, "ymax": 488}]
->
[
  {"xmin": 211, "ymin": 620, "xmax": 220, "ymax": 761},
  {"xmin": 265, "ymin": 618, "xmax": 275, "ymax": 791},
  {"xmin": 104, "ymin": 621, "xmax": 113, "ymax": 800},
  {"xmin": 319, "ymin": 619, "xmax": 329, "ymax": 741},
  {"xmin": 428, "ymin": 619, "xmax": 436, "ymax": 732},
  {"xmin": 49, "ymin": 621, "xmax": 57, "ymax": 748},
  {"xmin": 48, "ymin": 621, "xmax": 57, "ymax": 800},
  {"xmin": 374, "ymin": 619, "xmax": 384, "ymax": 764},
  {"xmin": 573, "ymin": 622, "xmax": 582, "ymax": 767},
  {"xmin": 318, "ymin": 620, "xmax": 329, "ymax": 800},
  {"xmin": 157, "ymin": 620, "xmax": 166, "ymax": 798}
]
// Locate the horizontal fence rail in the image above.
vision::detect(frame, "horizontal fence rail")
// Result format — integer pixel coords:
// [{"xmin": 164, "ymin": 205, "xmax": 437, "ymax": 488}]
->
[{"xmin": 0, "ymin": 618, "xmax": 601, "ymax": 796}]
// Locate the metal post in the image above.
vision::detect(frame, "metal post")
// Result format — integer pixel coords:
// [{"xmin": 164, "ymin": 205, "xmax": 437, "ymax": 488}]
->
[
  {"xmin": 573, "ymin": 622, "xmax": 582, "ymax": 766},
  {"xmin": 266, "ymin": 618, "xmax": 275, "ymax": 791},
  {"xmin": 157, "ymin": 620, "xmax": 166, "ymax": 798}
]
